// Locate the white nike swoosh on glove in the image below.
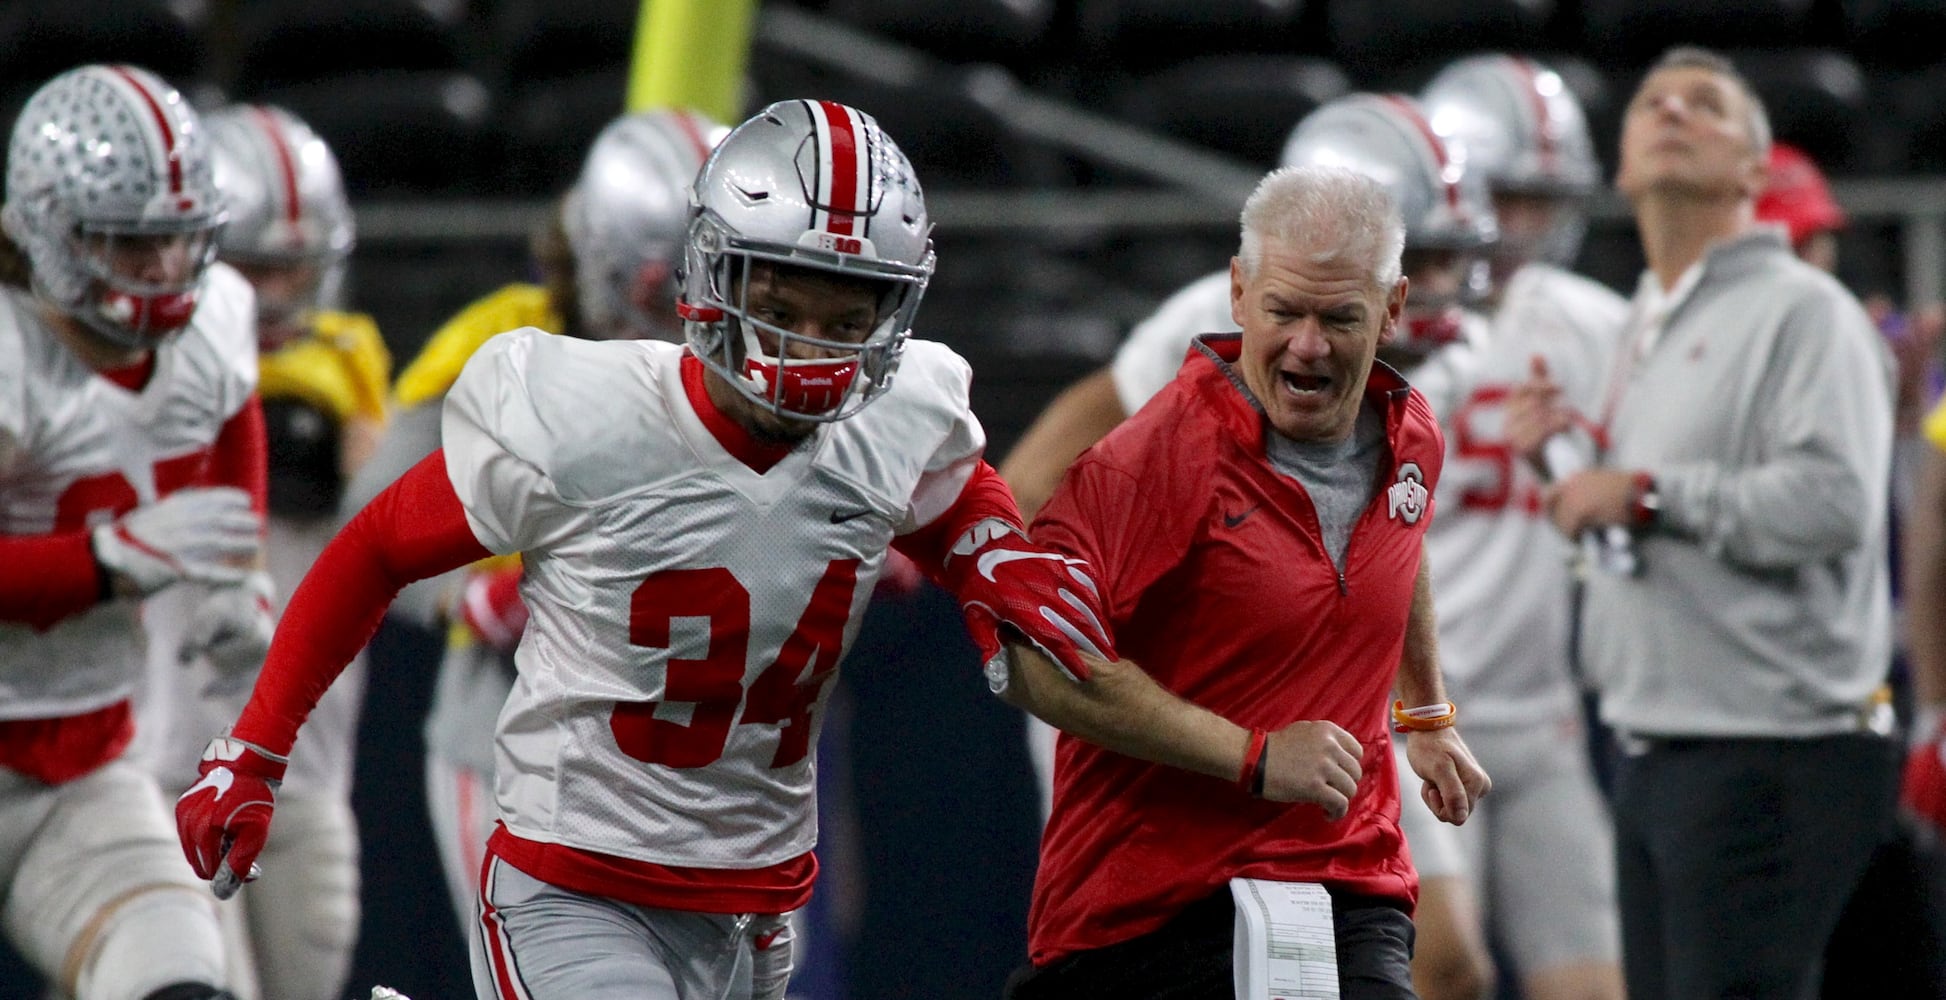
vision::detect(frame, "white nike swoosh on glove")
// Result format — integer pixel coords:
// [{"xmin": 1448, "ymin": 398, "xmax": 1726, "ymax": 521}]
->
[
  {"xmin": 976, "ymin": 549, "xmax": 1067, "ymax": 583},
  {"xmin": 184, "ymin": 767, "xmax": 234, "ymax": 802}
]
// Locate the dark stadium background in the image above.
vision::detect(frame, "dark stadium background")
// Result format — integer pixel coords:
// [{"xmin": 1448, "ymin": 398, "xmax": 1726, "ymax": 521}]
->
[{"xmin": 2, "ymin": 0, "xmax": 1944, "ymax": 997}]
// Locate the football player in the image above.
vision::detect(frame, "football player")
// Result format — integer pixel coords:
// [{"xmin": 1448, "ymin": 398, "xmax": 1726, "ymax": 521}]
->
[
  {"xmin": 129, "ymin": 102, "xmax": 388, "ymax": 1000},
  {"xmin": 178, "ymin": 100, "xmax": 1121, "ymax": 1000},
  {"xmin": 1413, "ymin": 52, "xmax": 1630, "ymax": 1000},
  {"xmin": 334, "ymin": 106, "xmax": 730, "ymax": 948},
  {"xmin": 0, "ymin": 64, "xmax": 264, "ymax": 1000}
]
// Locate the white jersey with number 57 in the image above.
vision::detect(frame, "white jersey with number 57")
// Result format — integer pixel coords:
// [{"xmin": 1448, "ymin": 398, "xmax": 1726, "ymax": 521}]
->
[
  {"xmin": 442, "ymin": 329, "xmax": 982, "ymax": 870},
  {"xmin": 0, "ymin": 269, "xmax": 256, "ymax": 720},
  {"xmin": 1422, "ymin": 263, "xmax": 1628, "ymax": 726}
]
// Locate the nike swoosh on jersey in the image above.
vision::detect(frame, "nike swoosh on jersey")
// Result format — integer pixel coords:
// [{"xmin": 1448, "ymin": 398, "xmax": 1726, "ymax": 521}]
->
[
  {"xmin": 977, "ymin": 549, "xmax": 1066, "ymax": 582},
  {"xmin": 185, "ymin": 767, "xmax": 234, "ymax": 802},
  {"xmin": 830, "ymin": 508, "xmax": 875, "ymax": 524},
  {"xmin": 1223, "ymin": 505, "xmax": 1261, "ymax": 528}
]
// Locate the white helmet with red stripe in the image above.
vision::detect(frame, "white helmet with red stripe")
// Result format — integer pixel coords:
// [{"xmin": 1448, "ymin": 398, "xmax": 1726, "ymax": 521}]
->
[
  {"xmin": 1422, "ymin": 54, "xmax": 1597, "ymax": 265},
  {"xmin": 205, "ymin": 104, "xmax": 353, "ymax": 346},
  {"xmin": 564, "ymin": 108, "xmax": 727, "ymax": 343},
  {"xmin": 2, "ymin": 64, "xmax": 225, "ymax": 349},
  {"xmin": 679, "ymin": 99, "xmax": 934, "ymax": 422},
  {"xmin": 1279, "ymin": 93, "xmax": 1496, "ymax": 353}
]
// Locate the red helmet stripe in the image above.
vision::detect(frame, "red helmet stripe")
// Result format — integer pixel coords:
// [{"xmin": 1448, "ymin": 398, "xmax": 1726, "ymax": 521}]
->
[
  {"xmin": 106, "ymin": 65, "xmax": 182, "ymax": 195},
  {"xmin": 668, "ymin": 110, "xmax": 713, "ymax": 168},
  {"xmin": 814, "ymin": 100, "xmax": 861, "ymax": 236},
  {"xmin": 1381, "ymin": 94, "xmax": 1460, "ymax": 210},
  {"xmin": 250, "ymin": 107, "xmax": 303, "ymax": 227},
  {"xmin": 1509, "ymin": 57, "xmax": 1558, "ymax": 174}
]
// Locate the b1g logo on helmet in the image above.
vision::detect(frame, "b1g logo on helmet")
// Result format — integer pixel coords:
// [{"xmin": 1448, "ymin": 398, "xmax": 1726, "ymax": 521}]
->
[
  {"xmin": 1388, "ymin": 462, "xmax": 1428, "ymax": 525},
  {"xmin": 798, "ymin": 230, "xmax": 874, "ymax": 256}
]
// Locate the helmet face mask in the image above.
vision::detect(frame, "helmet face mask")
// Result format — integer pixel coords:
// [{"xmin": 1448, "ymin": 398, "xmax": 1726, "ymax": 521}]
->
[
  {"xmin": 680, "ymin": 100, "xmax": 934, "ymax": 424},
  {"xmin": 4, "ymin": 65, "xmax": 226, "ymax": 350}
]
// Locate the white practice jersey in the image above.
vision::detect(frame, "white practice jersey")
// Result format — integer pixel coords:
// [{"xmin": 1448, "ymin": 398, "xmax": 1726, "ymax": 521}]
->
[
  {"xmin": 444, "ymin": 330, "xmax": 984, "ymax": 870},
  {"xmin": 1422, "ymin": 264, "xmax": 1628, "ymax": 726},
  {"xmin": 1110, "ymin": 270, "xmax": 1236, "ymax": 414},
  {"xmin": 0, "ymin": 268, "xmax": 257, "ymax": 720}
]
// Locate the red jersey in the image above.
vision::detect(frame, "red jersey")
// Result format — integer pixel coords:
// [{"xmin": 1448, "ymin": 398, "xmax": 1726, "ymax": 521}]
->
[{"xmin": 1026, "ymin": 333, "xmax": 1445, "ymax": 964}]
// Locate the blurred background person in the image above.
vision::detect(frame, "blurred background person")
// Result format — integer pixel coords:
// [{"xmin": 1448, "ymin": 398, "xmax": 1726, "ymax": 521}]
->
[
  {"xmin": 0, "ymin": 63, "xmax": 263, "ymax": 1000},
  {"xmin": 1417, "ymin": 53, "xmax": 1629, "ymax": 1000},
  {"xmin": 1513, "ymin": 47, "xmax": 1898, "ymax": 999},
  {"xmin": 129, "ymin": 102, "xmax": 388, "ymax": 1000}
]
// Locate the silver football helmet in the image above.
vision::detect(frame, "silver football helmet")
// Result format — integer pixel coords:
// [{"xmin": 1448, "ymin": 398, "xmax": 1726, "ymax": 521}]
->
[
  {"xmin": 2, "ymin": 64, "xmax": 226, "ymax": 349},
  {"xmin": 1422, "ymin": 54, "xmax": 1598, "ymax": 266},
  {"xmin": 679, "ymin": 100, "xmax": 934, "ymax": 422},
  {"xmin": 205, "ymin": 104, "xmax": 354, "ymax": 347},
  {"xmin": 1279, "ymin": 93, "xmax": 1496, "ymax": 353},
  {"xmin": 565, "ymin": 108, "xmax": 727, "ymax": 343}
]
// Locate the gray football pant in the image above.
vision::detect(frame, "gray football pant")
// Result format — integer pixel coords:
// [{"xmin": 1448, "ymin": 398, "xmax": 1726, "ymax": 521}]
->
[{"xmin": 473, "ymin": 856, "xmax": 794, "ymax": 1000}]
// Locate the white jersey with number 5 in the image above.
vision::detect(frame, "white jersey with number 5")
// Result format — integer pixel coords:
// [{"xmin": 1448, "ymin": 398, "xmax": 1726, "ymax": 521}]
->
[
  {"xmin": 1422, "ymin": 263, "xmax": 1628, "ymax": 726},
  {"xmin": 0, "ymin": 268, "xmax": 257, "ymax": 721},
  {"xmin": 443, "ymin": 329, "xmax": 982, "ymax": 870}
]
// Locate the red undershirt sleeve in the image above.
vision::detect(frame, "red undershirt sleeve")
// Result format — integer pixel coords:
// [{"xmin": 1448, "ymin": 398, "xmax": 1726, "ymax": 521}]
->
[
  {"xmin": 230, "ymin": 450, "xmax": 493, "ymax": 755},
  {"xmin": 892, "ymin": 460, "xmax": 1023, "ymax": 591},
  {"xmin": 208, "ymin": 393, "xmax": 269, "ymax": 518},
  {"xmin": 0, "ymin": 532, "xmax": 102, "ymax": 631},
  {"xmin": 0, "ymin": 396, "xmax": 275, "ymax": 631}
]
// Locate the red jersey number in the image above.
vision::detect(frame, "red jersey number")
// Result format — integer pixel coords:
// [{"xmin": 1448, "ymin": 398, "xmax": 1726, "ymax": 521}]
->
[
  {"xmin": 611, "ymin": 559, "xmax": 861, "ymax": 769},
  {"xmin": 53, "ymin": 449, "xmax": 216, "ymax": 531},
  {"xmin": 1453, "ymin": 386, "xmax": 1542, "ymax": 515}
]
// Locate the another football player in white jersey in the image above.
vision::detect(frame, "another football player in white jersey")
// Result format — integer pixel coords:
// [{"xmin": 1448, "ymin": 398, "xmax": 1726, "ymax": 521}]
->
[
  {"xmin": 1416, "ymin": 53, "xmax": 1630, "ymax": 1000},
  {"xmin": 177, "ymin": 100, "xmax": 1126, "ymax": 1000},
  {"xmin": 130, "ymin": 103, "xmax": 386, "ymax": 1000},
  {"xmin": 0, "ymin": 65, "xmax": 266, "ymax": 1000},
  {"xmin": 336, "ymin": 106, "xmax": 731, "ymax": 951},
  {"xmin": 1002, "ymin": 92, "xmax": 1503, "ymax": 1000}
]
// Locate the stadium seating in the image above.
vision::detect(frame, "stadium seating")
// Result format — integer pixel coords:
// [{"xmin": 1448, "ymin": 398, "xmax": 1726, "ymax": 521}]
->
[
  {"xmin": 823, "ymin": 0, "xmax": 1058, "ymax": 75},
  {"xmin": 0, "ymin": 0, "xmax": 204, "ymax": 91},
  {"xmin": 233, "ymin": 0, "xmax": 470, "ymax": 94},
  {"xmin": 1326, "ymin": 0, "xmax": 1553, "ymax": 80},
  {"xmin": 247, "ymin": 71, "xmax": 497, "ymax": 197},
  {"xmin": 1113, "ymin": 55, "xmax": 1351, "ymax": 169},
  {"xmin": 1575, "ymin": 0, "xmax": 1819, "ymax": 67},
  {"xmin": 1733, "ymin": 48, "xmax": 1870, "ymax": 172}
]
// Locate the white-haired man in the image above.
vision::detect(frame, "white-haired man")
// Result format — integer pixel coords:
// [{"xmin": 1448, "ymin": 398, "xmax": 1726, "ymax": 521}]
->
[{"xmin": 1001, "ymin": 164, "xmax": 1490, "ymax": 1000}]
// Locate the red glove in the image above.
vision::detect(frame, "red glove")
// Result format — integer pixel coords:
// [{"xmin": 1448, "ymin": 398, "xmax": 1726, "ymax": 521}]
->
[
  {"xmin": 1903, "ymin": 716, "xmax": 1946, "ymax": 835},
  {"xmin": 176, "ymin": 735, "xmax": 288, "ymax": 900},
  {"xmin": 942, "ymin": 518, "xmax": 1115, "ymax": 682},
  {"xmin": 457, "ymin": 562, "xmax": 527, "ymax": 651}
]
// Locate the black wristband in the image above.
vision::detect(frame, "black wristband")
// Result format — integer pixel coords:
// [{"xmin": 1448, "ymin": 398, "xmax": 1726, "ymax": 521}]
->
[{"xmin": 1250, "ymin": 737, "xmax": 1271, "ymax": 798}]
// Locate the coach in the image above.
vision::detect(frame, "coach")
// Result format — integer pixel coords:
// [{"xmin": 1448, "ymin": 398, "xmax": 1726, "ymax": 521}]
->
[
  {"xmin": 995, "ymin": 164, "xmax": 1490, "ymax": 1000},
  {"xmin": 1511, "ymin": 46, "xmax": 1899, "ymax": 999}
]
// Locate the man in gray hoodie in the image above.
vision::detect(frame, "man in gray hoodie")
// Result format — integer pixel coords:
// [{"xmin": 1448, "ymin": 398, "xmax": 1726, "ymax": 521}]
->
[{"xmin": 1510, "ymin": 46, "xmax": 1899, "ymax": 1000}]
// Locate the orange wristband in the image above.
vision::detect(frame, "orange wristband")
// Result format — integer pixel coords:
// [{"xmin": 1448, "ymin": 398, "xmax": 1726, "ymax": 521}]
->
[
  {"xmin": 1393, "ymin": 700, "xmax": 1458, "ymax": 733},
  {"xmin": 1238, "ymin": 727, "xmax": 1269, "ymax": 793}
]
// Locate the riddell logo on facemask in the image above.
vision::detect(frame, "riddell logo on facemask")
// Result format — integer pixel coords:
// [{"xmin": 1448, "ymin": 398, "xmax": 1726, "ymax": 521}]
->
[{"xmin": 1388, "ymin": 462, "xmax": 1427, "ymax": 524}]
